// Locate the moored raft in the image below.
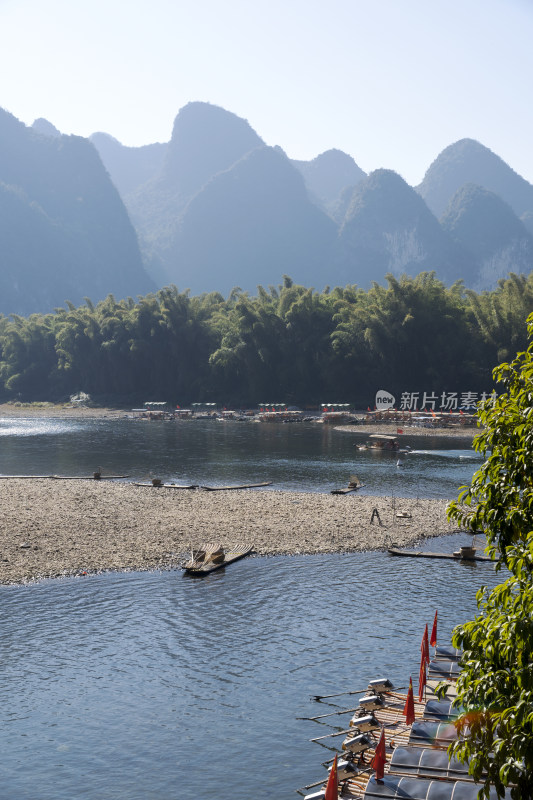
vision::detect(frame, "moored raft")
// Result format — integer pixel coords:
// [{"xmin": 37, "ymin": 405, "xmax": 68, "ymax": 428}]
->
[
  {"xmin": 387, "ymin": 547, "xmax": 492, "ymax": 562},
  {"xmin": 181, "ymin": 543, "xmax": 253, "ymax": 576},
  {"xmin": 200, "ymin": 481, "xmax": 272, "ymax": 491},
  {"xmin": 298, "ymin": 649, "xmax": 490, "ymax": 800}
]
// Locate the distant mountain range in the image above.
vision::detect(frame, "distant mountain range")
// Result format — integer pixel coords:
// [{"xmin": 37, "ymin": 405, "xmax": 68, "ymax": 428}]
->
[
  {"xmin": 0, "ymin": 101, "xmax": 531, "ymax": 316},
  {"xmin": 89, "ymin": 103, "xmax": 533, "ymax": 296}
]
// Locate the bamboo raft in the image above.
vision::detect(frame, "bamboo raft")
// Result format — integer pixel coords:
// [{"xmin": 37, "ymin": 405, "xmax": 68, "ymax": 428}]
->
[
  {"xmin": 182, "ymin": 544, "xmax": 253, "ymax": 576},
  {"xmin": 132, "ymin": 480, "xmax": 272, "ymax": 491},
  {"xmin": 200, "ymin": 481, "xmax": 272, "ymax": 491},
  {"xmin": 133, "ymin": 482, "xmax": 198, "ymax": 489},
  {"xmin": 299, "ymin": 662, "xmax": 467, "ymax": 799},
  {"xmin": 388, "ymin": 547, "xmax": 492, "ymax": 562},
  {"xmin": 331, "ymin": 476, "xmax": 364, "ymax": 495},
  {"xmin": 299, "ymin": 698, "xmax": 473, "ymax": 799}
]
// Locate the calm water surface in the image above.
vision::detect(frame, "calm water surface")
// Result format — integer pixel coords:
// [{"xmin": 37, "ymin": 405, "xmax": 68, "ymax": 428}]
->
[
  {"xmin": 0, "ymin": 537, "xmax": 500, "ymax": 800},
  {"xmin": 0, "ymin": 417, "xmax": 481, "ymax": 497}
]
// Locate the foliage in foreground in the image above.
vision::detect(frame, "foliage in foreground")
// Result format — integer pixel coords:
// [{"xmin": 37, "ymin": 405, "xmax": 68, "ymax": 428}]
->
[{"xmin": 447, "ymin": 316, "xmax": 533, "ymax": 798}]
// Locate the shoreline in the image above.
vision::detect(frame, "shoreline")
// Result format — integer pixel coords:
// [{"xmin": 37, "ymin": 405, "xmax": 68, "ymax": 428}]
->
[
  {"xmin": 333, "ymin": 422, "xmax": 478, "ymax": 441},
  {"xmin": 0, "ymin": 480, "xmax": 466, "ymax": 586},
  {"xmin": 0, "ymin": 402, "xmax": 479, "ymax": 440},
  {"xmin": 0, "ymin": 402, "xmax": 127, "ymax": 419}
]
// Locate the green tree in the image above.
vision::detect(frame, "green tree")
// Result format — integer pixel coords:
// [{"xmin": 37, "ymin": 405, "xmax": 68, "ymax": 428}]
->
[{"xmin": 447, "ymin": 313, "xmax": 533, "ymax": 799}]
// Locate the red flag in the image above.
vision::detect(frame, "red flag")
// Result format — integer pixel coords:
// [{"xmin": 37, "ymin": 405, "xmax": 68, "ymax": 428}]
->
[
  {"xmin": 430, "ymin": 610, "xmax": 438, "ymax": 647},
  {"xmin": 324, "ymin": 753, "xmax": 338, "ymax": 800},
  {"xmin": 368, "ymin": 407, "xmax": 371, "ymax": 412},
  {"xmin": 397, "ymin": 428, "xmax": 403, "ymax": 434},
  {"xmin": 459, "ymin": 409, "xmax": 464, "ymax": 415},
  {"xmin": 403, "ymin": 677, "xmax": 415, "ymax": 725},
  {"xmin": 371, "ymin": 728, "xmax": 386, "ymax": 780},
  {"xmin": 421, "ymin": 624, "xmax": 430, "ymax": 665},
  {"xmin": 418, "ymin": 656, "xmax": 426, "ymax": 702}
]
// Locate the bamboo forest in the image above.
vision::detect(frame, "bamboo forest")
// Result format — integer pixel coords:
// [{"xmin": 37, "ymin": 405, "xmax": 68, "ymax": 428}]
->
[{"xmin": 1, "ymin": 271, "xmax": 532, "ymax": 407}]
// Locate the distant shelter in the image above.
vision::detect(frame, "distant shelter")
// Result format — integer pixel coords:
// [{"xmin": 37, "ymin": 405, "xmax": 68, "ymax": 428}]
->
[
  {"xmin": 257, "ymin": 403, "xmax": 303, "ymax": 422},
  {"xmin": 321, "ymin": 402, "xmax": 357, "ymax": 425},
  {"xmin": 364, "ymin": 409, "xmax": 478, "ymax": 427},
  {"xmin": 191, "ymin": 403, "xmax": 218, "ymax": 418}
]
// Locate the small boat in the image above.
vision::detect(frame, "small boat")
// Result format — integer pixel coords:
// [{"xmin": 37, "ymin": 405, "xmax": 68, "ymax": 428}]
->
[
  {"xmin": 182, "ymin": 544, "xmax": 253, "ymax": 576},
  {"xmin": 356, "ymin": 434, "xmax": 402, "ymax": 451},
  {"xmin": 331, "ymin": 476, "xmax": 365, "ymax": 495},
  {"xmin": 388, "ymin": 547, "xmax": 492, "ymax": 562}
]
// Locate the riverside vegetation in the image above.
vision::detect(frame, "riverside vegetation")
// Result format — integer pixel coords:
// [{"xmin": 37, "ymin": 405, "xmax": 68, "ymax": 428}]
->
[
  {"xmin": 0, "ymin": 271, "xmax": 532, "ymax": 407},
  {"xmin": 445, "ymin": 313, "xmax": 533, "ymax": 799}
]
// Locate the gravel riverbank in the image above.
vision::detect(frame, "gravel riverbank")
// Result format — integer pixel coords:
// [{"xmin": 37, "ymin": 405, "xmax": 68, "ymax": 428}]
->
[{"xmin": 0, "ymin": 480, "xmax": 462, "ymax": 585}]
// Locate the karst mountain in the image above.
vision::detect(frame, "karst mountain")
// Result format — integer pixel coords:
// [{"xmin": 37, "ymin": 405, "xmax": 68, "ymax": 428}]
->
[{"xmin": 0, "ymin": 101, "xmax": 531, "ymax": 315}]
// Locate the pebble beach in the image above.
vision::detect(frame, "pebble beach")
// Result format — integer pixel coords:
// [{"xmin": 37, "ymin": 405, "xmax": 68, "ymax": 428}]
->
[
  {"xmin": 0, "ymin": 403, "xmax": 477, "ymax": 584},
  {"xmin": 0, "ymin": 482, "xmax": 465, "ymax": 585}
]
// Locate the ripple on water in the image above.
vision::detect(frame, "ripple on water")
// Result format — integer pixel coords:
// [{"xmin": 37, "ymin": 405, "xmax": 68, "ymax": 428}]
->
[{"xmin": 0, "ymin": 544, "xmax": 501, "ymax": 800}]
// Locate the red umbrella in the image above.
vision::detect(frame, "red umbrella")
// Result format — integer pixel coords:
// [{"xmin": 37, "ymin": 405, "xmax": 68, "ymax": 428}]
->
[
  {"xmin": 403, "ymin": 676, "xmax": 415, "ymax": 725},
  {"xmin": 324, "ymin": 753, "xmax": 338, "ymax": 800},
  {"xmin": 371, "ymin": 727, "xmax": 386, "ymax": 780},
  {"xmin": 430, "ymin": 610, "xmax": 438, "ymax": 647}
]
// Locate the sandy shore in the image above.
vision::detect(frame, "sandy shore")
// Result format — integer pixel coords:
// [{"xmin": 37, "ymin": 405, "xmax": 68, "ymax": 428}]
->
[
  {"xmin": 334, "ymin": 423, "xmax": 478, "ymax": 442},
  {"xmin": 0, "ymin": 402, "xmax": 126, "ymax": 419},
  {"xmin": 0, "ymin": 479, "xmax": 465, "ymax": 585}
]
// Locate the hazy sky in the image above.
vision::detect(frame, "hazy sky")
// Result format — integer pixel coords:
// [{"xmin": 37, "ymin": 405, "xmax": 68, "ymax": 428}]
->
[{"xmin": 0, "ymin": 0, "xmax": 531, "ymax": 185}]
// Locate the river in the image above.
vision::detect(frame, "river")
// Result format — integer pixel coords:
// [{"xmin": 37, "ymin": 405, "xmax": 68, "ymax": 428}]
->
[
  {"xmin": 0, "ymin": 417, "xmax": 481, "ymax": 497},
  {"xmin": 0, "ymin": 418, "xmax": 491, "ymax": 799}
]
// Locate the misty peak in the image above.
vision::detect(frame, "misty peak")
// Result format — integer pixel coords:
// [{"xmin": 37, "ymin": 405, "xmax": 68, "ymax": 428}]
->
[
  {"xmin": 163, "ymin": 102, "xmax": 264, "ymax": 196},
  {"xmin": 418, "ymin": 138, "xmax": 533, "ymax": 218},
  {"xmin": 292, "ymin": 148, "xmax": 366, "ymax": 211},
  {"xmin": 32, "ymin": 118, "xmax": 61, "ymax": 138}
]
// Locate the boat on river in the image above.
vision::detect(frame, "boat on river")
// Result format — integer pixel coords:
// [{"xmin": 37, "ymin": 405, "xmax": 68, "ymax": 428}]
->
[
  {"xmin": 182, "ymin": 544, "xmax": 253, "ymax": 576},
  {"xmin": 356, "ymin": 434, "xmax": 404, "ymax": 452},
  {"xmin": 388, "ymin": 545, "xmax": 492, "ymax": 562}
]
